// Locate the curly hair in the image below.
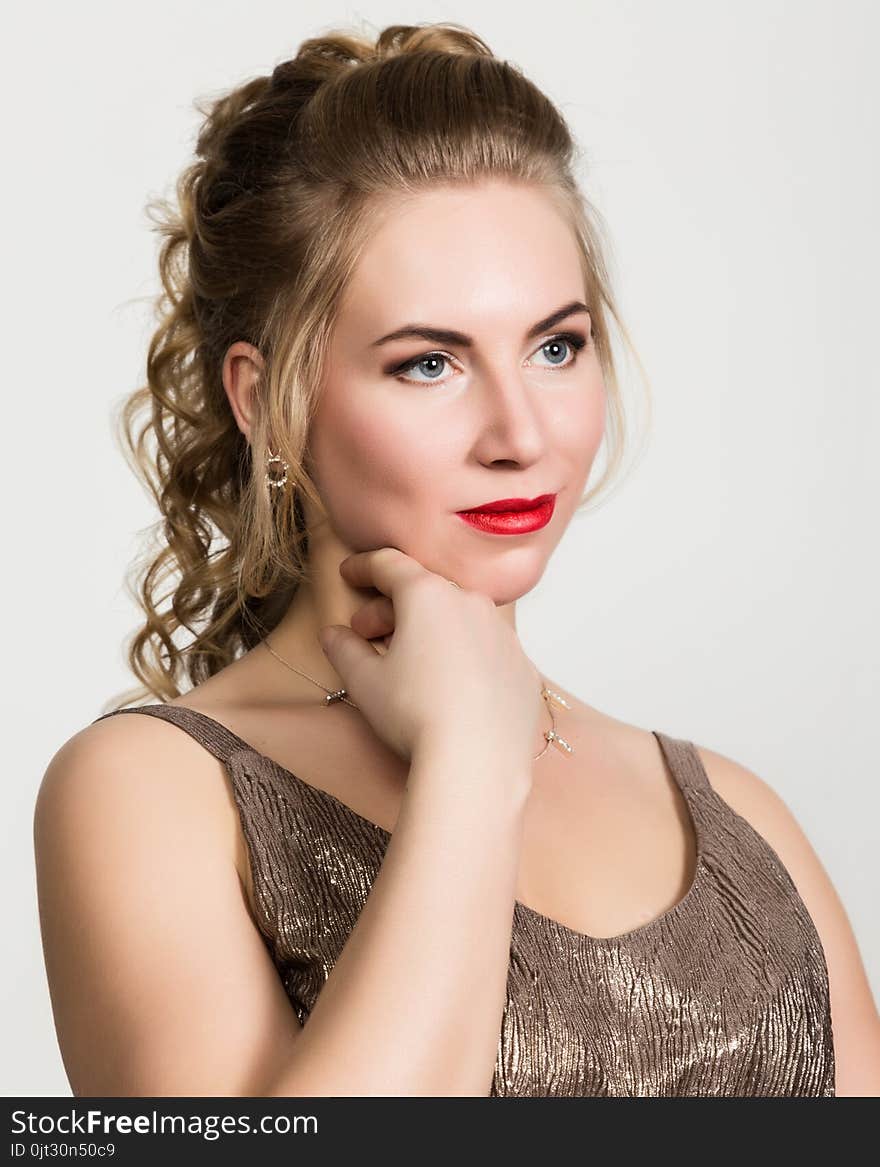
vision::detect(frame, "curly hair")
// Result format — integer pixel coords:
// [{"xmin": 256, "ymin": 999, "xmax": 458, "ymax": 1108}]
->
[{"xmin": 103, "ymin": 19, "xmax": 650, "ymax": 713}]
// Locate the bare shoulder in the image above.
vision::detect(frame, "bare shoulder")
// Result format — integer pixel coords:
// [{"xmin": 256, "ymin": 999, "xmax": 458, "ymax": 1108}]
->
[
  {"xmin": 692, "ymin": 739, "xmax": 848, "ymax": 876},
  {"xmin": 33, "ymin": 708, "xmax": 304, "ymax": 1095},
  {"xmin": 36, "ymin": 706, "xmax": 252, "ymax": 913},
  {"xmin": 39, "ymin": 706, "xmax": 229, "ymax": 822},
  {"xmin": 693, "ymin": 740, "xmax": 880, "ymax": 1096}
]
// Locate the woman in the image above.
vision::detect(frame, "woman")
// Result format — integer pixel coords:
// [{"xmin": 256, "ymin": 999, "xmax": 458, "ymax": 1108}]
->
[{"xmin": 34, "ymin": 21, "xmax": 879, "ymax": 1097}]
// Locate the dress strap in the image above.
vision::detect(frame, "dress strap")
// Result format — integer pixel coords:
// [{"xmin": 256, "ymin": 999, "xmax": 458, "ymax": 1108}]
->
[
  {"xmin": 92, "ymin": 704, "xmax": 254, "ymax": 768},
  {"xmin": 652, "ymin": 730, "xmax": 712, "ymax": 794}
]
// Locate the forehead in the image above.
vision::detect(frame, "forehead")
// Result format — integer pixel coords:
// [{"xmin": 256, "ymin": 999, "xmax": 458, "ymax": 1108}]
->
[{"xmin": 336, "ymin": 181, "xmax": 585, "ymax": 338}]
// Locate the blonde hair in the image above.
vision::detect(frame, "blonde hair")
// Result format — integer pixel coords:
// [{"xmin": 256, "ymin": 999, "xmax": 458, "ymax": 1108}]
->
[{"xmin": 104, "ymin": 20, "xmax": 650, "ymax": 712}]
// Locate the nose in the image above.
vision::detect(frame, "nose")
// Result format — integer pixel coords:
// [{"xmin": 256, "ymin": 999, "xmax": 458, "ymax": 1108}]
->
[{"xmin": 469, "ymin": 366, "xmax": 548, "ymax": 466}]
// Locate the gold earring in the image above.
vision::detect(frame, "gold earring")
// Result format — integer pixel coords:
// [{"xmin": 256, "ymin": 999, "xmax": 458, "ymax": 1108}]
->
[{"xmin": 265, "ymin": 448, "xmax": 290, "ymax": 491}]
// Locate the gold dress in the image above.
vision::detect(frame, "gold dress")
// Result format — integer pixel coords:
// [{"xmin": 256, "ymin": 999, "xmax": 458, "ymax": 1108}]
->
[{"xmin": 94, "ymin": 704, "xmax": 835, "ymax": 1096}]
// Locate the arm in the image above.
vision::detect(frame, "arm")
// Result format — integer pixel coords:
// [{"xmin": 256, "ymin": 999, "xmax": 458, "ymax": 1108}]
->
[
  {"xmin": 263, "ymin": 731, "xmax": 530, "ymax": 1096},
  {"xmin": 34, "ymin": 715, "xmax": 529, "ymax": 1097},
  {"xmin": 34, "ymin": 716, "xmax": 306, "ymax": 1096},
  {"xmin": 696, "ymin": 744, "xmax": 880, "ymax": 1097}
]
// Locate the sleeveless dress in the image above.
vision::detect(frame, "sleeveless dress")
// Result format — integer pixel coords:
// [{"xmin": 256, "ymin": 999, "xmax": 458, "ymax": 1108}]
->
[{"xmin": 92, "ymin": 704, "xmax": 836, "ymax": 1097}]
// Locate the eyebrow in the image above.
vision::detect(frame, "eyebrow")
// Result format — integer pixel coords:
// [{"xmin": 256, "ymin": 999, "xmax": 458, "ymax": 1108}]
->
[{"xmin": 370, "ymin": 299, "xmax": 591, "ymax": 348}]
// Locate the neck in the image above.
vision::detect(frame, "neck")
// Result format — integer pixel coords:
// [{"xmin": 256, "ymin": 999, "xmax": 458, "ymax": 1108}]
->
[{"xmin": 253, "ymin": 537, "xmax": 521, "ymax": 702}]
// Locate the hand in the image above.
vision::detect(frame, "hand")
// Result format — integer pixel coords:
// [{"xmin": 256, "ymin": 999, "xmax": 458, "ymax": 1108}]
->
[{"xmin": 317, "ymin": 547, "xmax": 543, "ymax": 767}]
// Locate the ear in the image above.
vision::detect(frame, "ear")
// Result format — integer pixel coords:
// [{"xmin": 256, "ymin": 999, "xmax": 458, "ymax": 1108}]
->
[{"xmin": 222, "ymin": 342, "xmax": 265, "ymax": 443}]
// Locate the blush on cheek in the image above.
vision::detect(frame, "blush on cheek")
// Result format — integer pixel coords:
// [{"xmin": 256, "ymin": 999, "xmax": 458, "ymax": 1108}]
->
[
  {"xmin": 308, "ymin": 410, "xmax": 426, "ymax": 549},
  {"xmin": 576, "ymin": 385, "xmax": 606, "ymax": 453}
]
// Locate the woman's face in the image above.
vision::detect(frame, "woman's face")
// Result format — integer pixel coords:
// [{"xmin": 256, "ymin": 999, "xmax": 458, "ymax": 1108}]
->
[{"xmin": 305, "ymin": 178, "xmax": 606, "ymax": 606}]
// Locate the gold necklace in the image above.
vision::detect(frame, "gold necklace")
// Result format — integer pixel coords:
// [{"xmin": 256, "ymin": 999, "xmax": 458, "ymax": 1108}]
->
[{"xmin": 261, "ymin": 637, "xmax": 574, "ymax": 761}]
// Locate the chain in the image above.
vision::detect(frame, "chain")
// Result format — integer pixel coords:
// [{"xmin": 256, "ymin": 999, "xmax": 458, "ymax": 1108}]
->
[{"xmin": 260, "ymin": 636, "xmax": 573, "ymax": 760}]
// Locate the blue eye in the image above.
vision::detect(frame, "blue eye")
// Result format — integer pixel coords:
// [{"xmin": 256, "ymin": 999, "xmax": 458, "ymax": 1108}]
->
[
  {"xmin": 534, "ymin": 334, "xmax": 585, "ymax": 367},
  {"xmin": 398, "ymin": 353, "xmax": 449, "ymax": 383},
  {"xmin": 390, "ymin": 330, "xmax": 590, "ymax": 387}
]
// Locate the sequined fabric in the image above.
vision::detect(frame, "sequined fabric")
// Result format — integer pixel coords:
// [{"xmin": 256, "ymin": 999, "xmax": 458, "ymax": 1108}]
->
[{"xmin": 93, "ymin": 704, "xmax": 836, "ymax": 1096}]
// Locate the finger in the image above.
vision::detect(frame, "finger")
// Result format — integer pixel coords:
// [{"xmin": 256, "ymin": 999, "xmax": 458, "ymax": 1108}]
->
[
  {"xmin": 317, "ymin": 624, "xmax": 381, "ymax": 692},
  {"xmin": 338, "ymin": 547, "xmax": 424, "ymax": 599},
  {"xmin": 350, "ymin": 595, "xmax": 395, "ymax": 640}
]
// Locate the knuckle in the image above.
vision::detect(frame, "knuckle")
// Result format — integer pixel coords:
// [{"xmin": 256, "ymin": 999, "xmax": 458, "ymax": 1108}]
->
[{"xmin": 410, "ymin": 574, "xmax": 439, "ymax": 600}]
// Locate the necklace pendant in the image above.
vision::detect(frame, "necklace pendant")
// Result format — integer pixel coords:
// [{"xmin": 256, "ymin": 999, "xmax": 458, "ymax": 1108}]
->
[
  {"xmin": 324, "ymin": 688, "xmax": 348, "ymax": 705},
  {"xmin": 542, "ymin": 686, "xmax": 571, "ymax": 711},
  {"xmin": 545, "ymin": 729, "xmax": 574, "ymax": 756}
]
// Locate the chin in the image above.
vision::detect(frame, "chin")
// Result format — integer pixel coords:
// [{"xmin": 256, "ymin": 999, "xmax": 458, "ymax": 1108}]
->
[{"xmin": 477, "ymin": 573, "xmax": 545, "ymax": 607}]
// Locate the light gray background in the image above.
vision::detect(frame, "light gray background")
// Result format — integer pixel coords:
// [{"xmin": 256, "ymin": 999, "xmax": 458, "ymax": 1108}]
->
[{"xmin": 4, "ymin": 0, "xmax": 877, "ymax": 1095}]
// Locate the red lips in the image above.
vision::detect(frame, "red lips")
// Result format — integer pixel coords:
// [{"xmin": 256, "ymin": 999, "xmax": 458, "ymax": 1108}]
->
[
  {"xmin": 457, "ymin": 494, "xmax": 556, "ymax": 514},
  {"xmin": 456, "ymin": 495, "xmax": 556, "ymax": 535}
]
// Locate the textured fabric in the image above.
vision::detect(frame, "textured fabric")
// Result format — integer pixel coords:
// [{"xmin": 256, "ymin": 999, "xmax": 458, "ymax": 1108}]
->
[{"xmin": 93, "ymin": 703, "xmax": 836, "ymax": 1096}]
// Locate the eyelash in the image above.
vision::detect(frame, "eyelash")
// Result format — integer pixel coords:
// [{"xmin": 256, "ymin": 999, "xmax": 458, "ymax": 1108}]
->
[{"xmin": 389, "ymin": 330, "xmax": 592, "ymax": 387}]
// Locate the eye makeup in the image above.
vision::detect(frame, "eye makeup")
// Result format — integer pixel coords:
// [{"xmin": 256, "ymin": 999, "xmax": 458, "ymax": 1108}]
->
[{"xmin": 386, "ymin": 329, "xmax": 592, "ymax": 387}]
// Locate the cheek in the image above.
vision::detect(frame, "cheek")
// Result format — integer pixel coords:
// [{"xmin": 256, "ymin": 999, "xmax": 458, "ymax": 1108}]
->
[
  {"xmin": 308, "ymin": 388, "xmax": 446, "ymax": 525},
  {"xmin": 554, "ymin": 382, "xmax": 606, "ymax": 474}
]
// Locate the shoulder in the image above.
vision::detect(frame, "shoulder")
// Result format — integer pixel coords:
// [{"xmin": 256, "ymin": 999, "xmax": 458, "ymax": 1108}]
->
[
  {"xmin": 693, "ymin": 740, "xmax": 847, "ymax": 886},
  {"xmin": 35, "ymin": 709, "xmax": 249, "ymax": 905},
  {"xmin": 693, "ymin": 742, "xmax": 820, "ymax": 850},
  {"xmin": 38, "ymin": 709, "xmax": 227, "ymax": 815},
  {"xmin": 694, "ymin": 741, "xmax": 880, "ymax": 1096},
  {"xmin": 33, "ymin": 710, "xmax": 298, "ymax": 1094}
]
